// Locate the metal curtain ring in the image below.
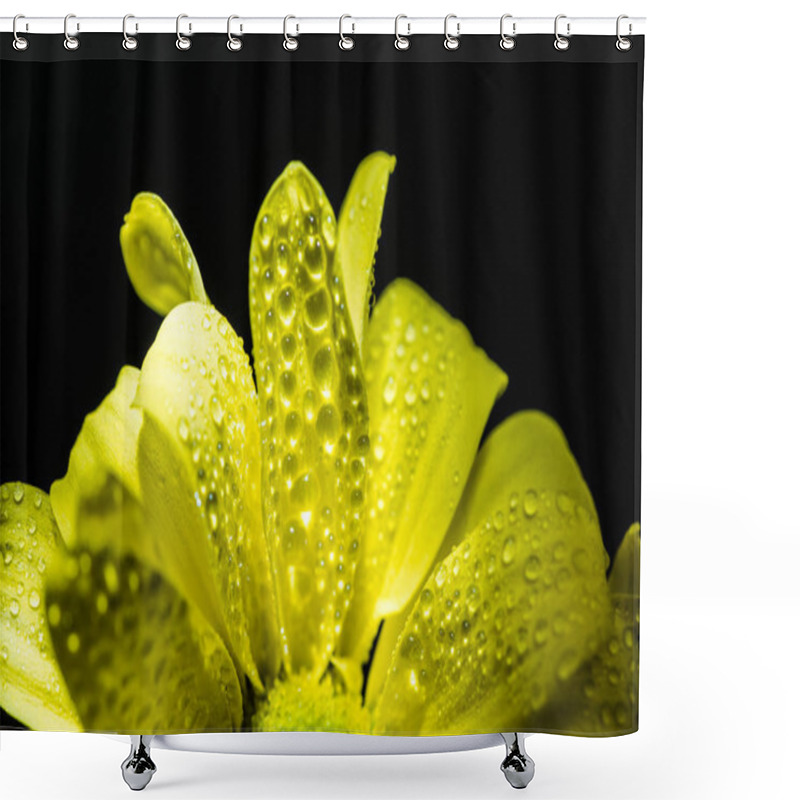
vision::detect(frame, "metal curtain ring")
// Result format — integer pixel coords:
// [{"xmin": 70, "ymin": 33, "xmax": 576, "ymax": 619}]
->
[
  {"xmin": 444, "ymin": 14, "xmax": 460, "ymax": 51},
  {"xmin": 122, "ymin": 14, "xmax": 138, "ymax": 51},
  {"xmin": 227, "ymin": 15, "xmax": 242, "ymax": 51},
  {"xmin": 63, "ymin": 13, "xmax": 79, "ymax": 51},
  {"xmin": 339, "ymin": 14, "xmax": 355, "ymax": 50},
  {"xmin": 554, "ymin": 14, "xmax": 570, "ymax": 51},
  {"xmin": 394, "ymin": 15, "xmax": 410, "ymax": 50},
  {"xmin": 283, "ymin": 15, "xmax": 298, "ymax": 51},
  {"xmin": 616, "ymin": 14, "xmax": 632, "ymax": 51},
  {"xmin": 176, "ymin": 14, "xmax": 192, "ymax": 50},
  {"xmin": 500, "ymin": 14, "xmax": 516, "ymax": 50},
  {"xmin": 12, "ymin": 14, "xmax": 29, "ymax": 51}
]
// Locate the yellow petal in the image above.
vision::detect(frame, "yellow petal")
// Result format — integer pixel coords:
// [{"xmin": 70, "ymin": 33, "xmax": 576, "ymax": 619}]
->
[
  {"xmin": 50, "ymin": 366, "xmax": 143, "ymax": 551},
  {"xmin": 134, "ymin": 302, "xmax": 277, "ymax": 688},
  {"xmin": 340, "ymin": 279, "xmax": 507, "ymax": 663},
  {"xmin": 248, "ymin": 162, "xmax": 370, "ymax": 677},
  {"xmin": 334, "ymin": 152, "xmax": 396, "ymax": 350},
  {"xmin": 535, "ymin": 523, "xmax": 640, "ymax": 734},
  {"xmin": 120, "ymin": 193, "xmax": 209, "ymax": 316},
  {"xmin": 0, "ymin": 483, "xmax": 80, "ymax": 731},
  {"xmin": 46, "ymin": 544, "xmax": 242, "ymax": 733},
  {"xmin": 371, "ymin": 411, "xmax": 612, "ymax": 734}
]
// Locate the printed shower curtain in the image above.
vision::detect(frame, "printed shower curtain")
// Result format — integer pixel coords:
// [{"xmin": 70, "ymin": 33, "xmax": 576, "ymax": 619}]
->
[{"xmin": 0, "ymin": 27, "xmax": 643, "ymax": 737}]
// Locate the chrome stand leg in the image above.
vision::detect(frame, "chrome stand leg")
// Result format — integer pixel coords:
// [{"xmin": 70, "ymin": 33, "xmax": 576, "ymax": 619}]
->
[
  {"xmin": 121, "ymin": 735, "xmax": 156, "ymax": 791},
  {"xmin": 500, "ymin": 733, "xmax": 535, "ymax": 789}
]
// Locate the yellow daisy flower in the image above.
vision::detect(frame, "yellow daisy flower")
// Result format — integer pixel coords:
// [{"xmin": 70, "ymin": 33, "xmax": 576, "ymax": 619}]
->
[{"xmin": 0, "ymin": 153, "xmax": 639, "ymax": 744}]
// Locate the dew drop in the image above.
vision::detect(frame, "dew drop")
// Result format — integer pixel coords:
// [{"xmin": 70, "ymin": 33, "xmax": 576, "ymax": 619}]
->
[
  {"xmin": 28, "ymin": 590, "xmax": 40, "ymax": 610},
  {"xmin": 502, "ymin": 536, "xmax": 516, "ymax": 566},
  {"xmin": 13, "ymin": 487, "xmax": 24, "ymax": 504},
  {"xmin": 290, "ymin": 472, "xmax": 320, "ymax": 510},
  {"xmin": 33, "ymin": 494, "xmax": 43, "ymax": 510},
  {"xmin": 557, "ymin": 492, "xmax": 575, "ymax": 516},
  {"xmin": 524, "ymin": 555, "xmax": 542, "ymax": 582},
  {"xmin": 178, "ymin": 416, "xmax": 190, "ymax": 443},
  {"xmin": 523, "ymin": 490, "xmax": 538, "ymax": 517},
  {"xmin": 316, "ymin": 404, "xmax": 340, "ymax": 445},
  {"xmin": 210, "ymin": 395, "xmax": 224, "ymax": 427},
  {"xmin": 277, "ymin": 286, "xmax": 296, "ymax": 324},
  {"xmin": 404, "ymin": 383, "xmax": 417, "ymax": 406},
  {"xmin": 313, "ymin": 346, "xmax": 335, "ymax": 392},
  {"xmin": 623, "ymin": 627, "xmax": 634, "ymax": 650},
  {"xmin": 277, "ymin": 334, "xmax": 295, "ymax": 364},
  {"xmin": 3, "ymin": 550, "xmax": 12, "ymax": 566},
  {"xmin": 305, "ymin": 289, "xmax": 331, "ymax": 330},
  {"xmin": 202, "ymin": 314, "xmax": 212, "ymax": 331},
  {"xmin": 280, "ymin": 370, "xmax": 297, "ymax": 398},
  {"xmin": 305, "ymin": 236, "xmax": 324, "ymax": 277},
  {"xmin": 285, "ymin": 411, "xmax": 302, "ymax": 441},
  {"xmin": 9, "ymin": 598, "xmax": 20, "ymax": 617},
  {"xmin": 383, "ymin": 375, "xmax": 397, "ymax": 405}
]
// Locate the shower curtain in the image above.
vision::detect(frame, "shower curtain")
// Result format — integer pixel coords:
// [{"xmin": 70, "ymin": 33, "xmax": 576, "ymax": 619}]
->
[{"xmin": 0, "ymin": 26, "xmax": 643, "ymax": 738}]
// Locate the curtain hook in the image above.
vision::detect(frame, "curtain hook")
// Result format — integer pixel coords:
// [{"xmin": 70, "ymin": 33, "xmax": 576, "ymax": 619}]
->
[
  {"xmin": 176, "ymin": 14, "xmax": 192, "ymax": 50},
  {"xmin": 339, "ymin": 14, "xmax": 355, "ymax": 50},
  {"xmin": 283, "ymin": 15, "xmax": 299, "ymax": 51},
  {"xmin": 63, "ymin": 13, "xmax": 80, "ymax": 51},
  {"xmin": 122, "ymin": 14, "xmax": 138, "ymax": 51},
  {"xmin": 12, "ymin": 14, "xmax": 29, "ymax": 51},
  {"xmin": 616, "ymin": 14, "xmax": 632, "ymax": 51},
  {"xmin": 394, "ymin": 14, "xmax": 410, "ymax": 51},
  {"xmin": 500, "ymin": 14, "xmax": 516, "ymax": 51},
  {"xmin": 444, "ymin": 13, "xmax": 460, "ymax": 51},
  {"xmin": 227, "ymin": 15, "xmax": 242, "ymax": 51},
  {"xmin": 554, "ymin": 14, "xmax": 570, "ymax": 51}
]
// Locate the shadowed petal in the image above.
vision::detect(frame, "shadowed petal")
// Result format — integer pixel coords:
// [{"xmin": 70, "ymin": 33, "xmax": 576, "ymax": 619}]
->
[
  {"xmin": 535, "ymin": 523, "xmax": 640, "ymax": 734},
  {"xmin": 0, "ymin": 484, "xmax": 80, "ymax": 731},
  {"xmin": 339, "ymin": 279, "xmax": 507, "ymax": 663},
  {"xmin": 371, "ymin": 412, "xmax": 612, "ymax": 733},
  {"xmin": 249, "ymin": 162, "xmax": 370, "ymax": 677},
  {"xmin": 120, "ymin": 193, "xmax": 209, "ymax": 316},
  {"xmin": 46, "ymin": 544, "xmax": 242, "ymax": 733},
  {"xmin": 134, "ymin": 302, "xmax": 277, "ymax": 688},
  {"xmin": 334, "ymin": 152, "xmax": 396, "ymax": 350},
  {"xmin": 50, "ymin": 366, "xmax": 143, "ymax": 551}
]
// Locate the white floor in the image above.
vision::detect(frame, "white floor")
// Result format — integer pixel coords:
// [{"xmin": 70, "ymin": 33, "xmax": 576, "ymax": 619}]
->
[{"xmin": 3, "ymin": 594, "xmax": 798, "ymax": 800}]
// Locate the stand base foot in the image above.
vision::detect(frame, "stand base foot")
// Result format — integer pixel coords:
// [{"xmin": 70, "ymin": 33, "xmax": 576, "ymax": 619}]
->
[
  {"xmin": 121, "ymin": 735, "xmax": 156, "ymax": 791},
  {"xmin": 500, "ymin": 733, "xmax": 535, "ymax": 789}
]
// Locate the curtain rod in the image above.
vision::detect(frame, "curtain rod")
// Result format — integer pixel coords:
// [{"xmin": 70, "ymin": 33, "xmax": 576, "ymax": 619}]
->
[{"xmin": 1, "ymin": 16, "xmax": 646, "ymax": 37}]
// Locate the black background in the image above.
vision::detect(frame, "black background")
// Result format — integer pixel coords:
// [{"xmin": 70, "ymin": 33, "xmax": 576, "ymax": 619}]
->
[{"xmin": 1, "ymin": 34, "xmax": 642, "ymax": 728}]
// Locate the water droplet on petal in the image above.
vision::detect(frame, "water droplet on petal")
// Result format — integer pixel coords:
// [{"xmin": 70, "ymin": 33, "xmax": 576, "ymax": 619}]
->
[
  {"xmin": 502, "ymin": 536, "xmax": 516, "ymax": 566},
  {"xmin": 210, "ymin": 395, "xmax": 224, "ymax": 427},
  {"xmin": 523, "ymin": 490, "xmax": 538, "ymax": 517},
  {"xmin": 305, "ymin": 288, "xmax": 331, "ymax": 330},
  {"xmin": 178, "ymin": 416, "xmax": 190, "ymax": 442},
  {"xmin": 524, "ymin": 555, "xmax": 541, "ymax": 582},
  {"xmin": 383, "ymin": 375, "xmax": 397, "ymax": 405}
]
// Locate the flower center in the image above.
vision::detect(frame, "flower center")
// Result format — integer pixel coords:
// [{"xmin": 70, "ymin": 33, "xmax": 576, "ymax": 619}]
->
[{"xmin": 252, "ymin": 671, "xmax": 373, "ymax": 733}]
